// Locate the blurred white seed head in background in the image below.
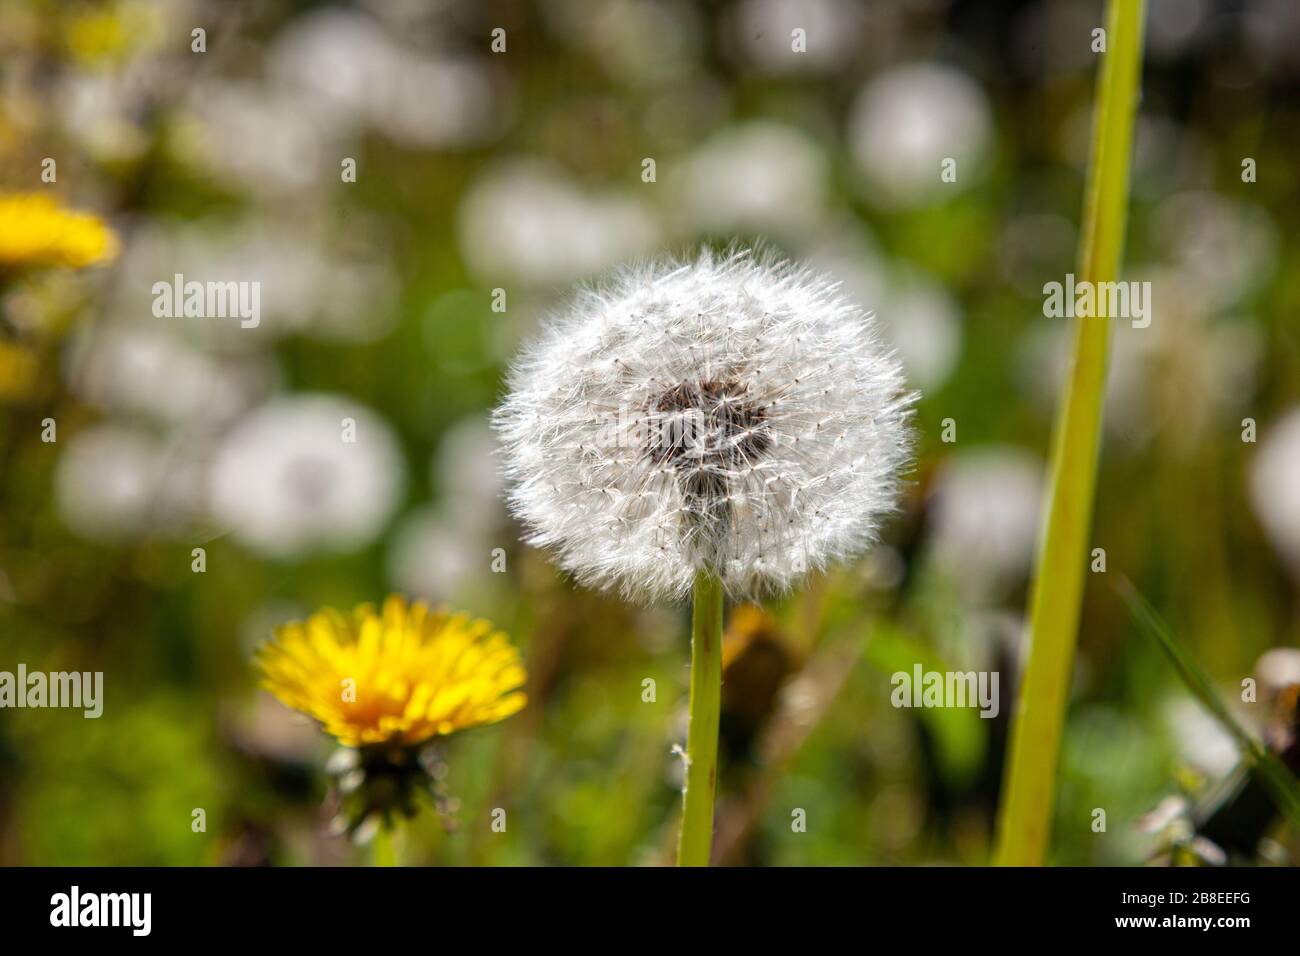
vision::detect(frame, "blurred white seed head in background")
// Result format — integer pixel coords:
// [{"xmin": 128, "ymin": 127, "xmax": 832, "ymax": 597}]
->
[
  {"xmin": 925, "ymin": 447, "xmax": 1044, "ymax": 604},
  {"xmin": 107, "ymin": 220, "xmax": 396, "ymax": 343},
  {"xmin": 848, "ymin": 62, "xmax": 992, "ymax": 209},
  {"xmin": 1149, "ymin": 192, "xmax": 1278, "ymax": 312},
  {"xmin": 1018, "ymin": 267, "xmax": 1261, "ymax": 453},
  {"xmin": 495, "ymin": 248, "xmax": 914, "ymax": 604},
  {"xmin": 430, "ymin": 415, "xmax": 506, "ymax": 531},
  {"xmin": 678, "ymin": 121, "xmax": 829, "ymax": 239},
  {"xmin": 56, "ymin": 425, "xmax": 167, "ymax": 543},
  {"xmin": 387, "ymin": 416, "xmax": 509, "ymax": 602},
  {"xmin": 271, "ymin": 9, "xmax": 503, "ymax": 150},
  {"xmin": 1250, "ymin": 408, "xmax": 1300, "ymax": 579},
  {"xmin": 209, "ymin": 394, "xmax": 405, "ymax": 559},
  {"xmin": 55, "ymin": 425, "xmax": 212, "ymax": 542},
  {"xmin": 808, "ymin": 233, "xmax": 963, "ymax": 393},
  {"xmin": 175, "ymin": 80, "xmax": 340, "ymax": 197},
  {"xmin": 458, "ymin": 158, "xmax": 659, "ymax": 287},
  {"xmin": 726, "ymin": 0, "xmax": 867, "ymax": 74},
  {"xmin": 1162, "ymin": 696, "xmax": 1240, "ymax": 779},
  {"xmin": 387, "ymin": 506, "xmax": 483, "ymax": 603},
  {"xmin": 67, "ymin": 325, "xmax": 274, "ymax": 430},
  {"xmin": 1146, "ymin": 0, "xmax": 1209, "ymax": 59},
  {"xmin": 881, "ymin": 267, "xmax": 964, "ymax": 393},
  {"xmin": 56, "ymin": 64, "xmax": 158, "ymax": 163},
  {"xmin": 1256, "ymin": 647, "xmax": 1300, "ymax": 698}
]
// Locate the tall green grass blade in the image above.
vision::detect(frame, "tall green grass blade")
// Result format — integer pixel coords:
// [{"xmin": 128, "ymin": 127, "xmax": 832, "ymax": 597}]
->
[{"xmin": 994, "ymin": 0, "xmax": 1147, "ymax": 866}]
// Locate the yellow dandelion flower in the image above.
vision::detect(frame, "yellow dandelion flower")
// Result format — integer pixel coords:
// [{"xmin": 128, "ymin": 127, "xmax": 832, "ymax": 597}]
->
[
  {"xmin": 256, "ymin": 596, "xmax": 527, "ymax": 748},
  {"xmin": 0, "ymin": 193, "xmax": 119, "ymax": 271}
]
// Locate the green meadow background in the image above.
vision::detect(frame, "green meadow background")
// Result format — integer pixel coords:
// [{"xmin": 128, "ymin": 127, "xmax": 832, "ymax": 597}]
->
[{"xmin": 1, "ymin": 0, "xmax": 1298, "ymax": 865}]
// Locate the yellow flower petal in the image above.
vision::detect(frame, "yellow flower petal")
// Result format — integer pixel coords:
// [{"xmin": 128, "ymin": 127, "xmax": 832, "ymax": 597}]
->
[
  {"xmin": 0, "ymin": 193, "xmax": 118, "ymax": 271},
  {"xmin": 255, "ymin": 596, "xmax": 528, "ymax": 748}
]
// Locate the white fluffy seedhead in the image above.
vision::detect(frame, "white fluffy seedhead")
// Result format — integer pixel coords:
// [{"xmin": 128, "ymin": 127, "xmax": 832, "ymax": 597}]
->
[{"xmin": 494, "ymin": 248, "xmax": 915, "ymax": 604}]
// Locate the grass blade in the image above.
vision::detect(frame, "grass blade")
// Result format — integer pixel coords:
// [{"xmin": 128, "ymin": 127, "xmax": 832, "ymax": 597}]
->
[
  {"xmin": 993, "ymin": 0, "xmax": 1147, "ymax": 866},
  {"xmin": 1117, "ymin": 579, "xmax": 1300, "ymax": 832}
]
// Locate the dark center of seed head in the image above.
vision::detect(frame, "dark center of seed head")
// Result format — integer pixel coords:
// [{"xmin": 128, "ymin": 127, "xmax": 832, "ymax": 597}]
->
[{"xmin": 647, "ymin": 380, "xmax": 772, "ymax": 472}]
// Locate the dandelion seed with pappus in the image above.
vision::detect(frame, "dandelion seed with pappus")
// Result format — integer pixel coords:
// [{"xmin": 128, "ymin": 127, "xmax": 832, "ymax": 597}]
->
[{"xmin": 495, "ymin": 248, "xmax": 914, "ymax": 864}]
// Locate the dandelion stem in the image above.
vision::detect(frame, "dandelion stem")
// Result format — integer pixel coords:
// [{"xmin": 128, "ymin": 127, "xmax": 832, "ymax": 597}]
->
[
  {"xmin": 677, "ymin": 570, "xmax": 724, "ymax": 866},
  {"xmin": 372, "ymin": 824, "xmax": 398, "ymax": 867},
  {"xmin": 993, "ymin": 0, "xmax": 1146, "ymax": 867}
]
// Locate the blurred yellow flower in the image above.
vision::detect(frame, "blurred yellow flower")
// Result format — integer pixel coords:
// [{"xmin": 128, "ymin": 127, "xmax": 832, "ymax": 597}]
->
[
  {"xmin": 256, "ymin": 596, "xmax": 527, "ymax": 748},
  {"xmin": 0, "ymin": 341, "xmax": 39, "ymax": 402},
  {"xmin": 0, "ymin": 193, "xmax": 118, "ymax": 271},
  {"xmin": 64, "ymin": 9, "xmax": 129, "ymax": 62},
  {"xmin": 62, "ymin": 2, "xmax": 163, "ymax": 64}
]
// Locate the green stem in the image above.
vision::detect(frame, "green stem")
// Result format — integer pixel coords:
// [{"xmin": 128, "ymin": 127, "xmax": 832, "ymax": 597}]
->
[
  {"xmin": 994, "ymin": 0, "xmax": 1146, "ymax": 867},
  {"xmin": 677, "ymin": 571, "xmax": 724, "ymax": 867},
  {"xmin": 371, "ymin": 823, "xmax": 399, "ymax": 867}
]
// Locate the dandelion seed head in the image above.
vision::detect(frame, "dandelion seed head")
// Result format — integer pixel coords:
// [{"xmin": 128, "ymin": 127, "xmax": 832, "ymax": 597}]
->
[
  {"xmin": 495, "ymin": 248, "xmax": 915, "ymax": 604},
  {"xmin": 1250, "ymin": 406, "xmax": 1300, "ymax": 578}
]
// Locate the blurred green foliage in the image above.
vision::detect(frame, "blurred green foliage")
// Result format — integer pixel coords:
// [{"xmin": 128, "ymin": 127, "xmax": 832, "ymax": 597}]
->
[{"xmin": 1, "ymin": 0, "xmax": 1298, "ymax": 865}]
